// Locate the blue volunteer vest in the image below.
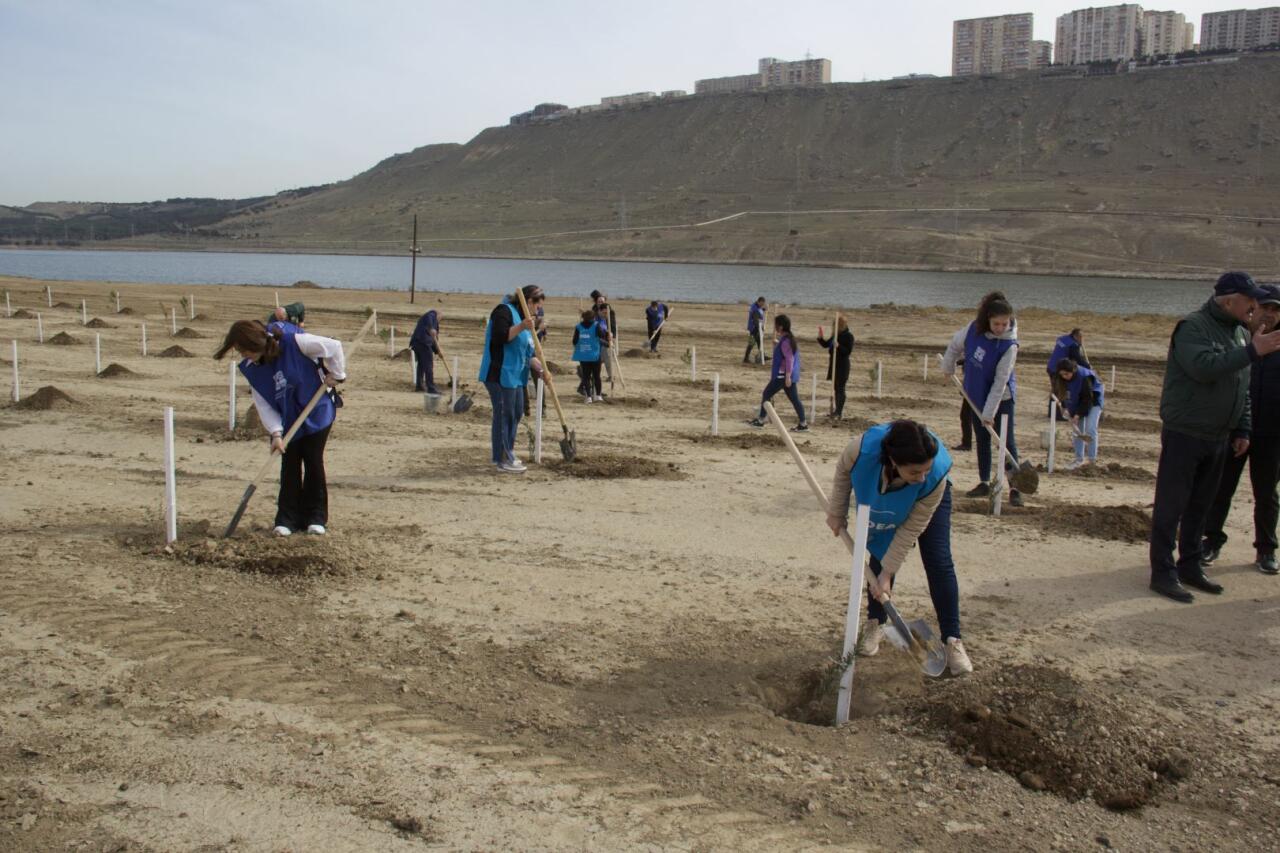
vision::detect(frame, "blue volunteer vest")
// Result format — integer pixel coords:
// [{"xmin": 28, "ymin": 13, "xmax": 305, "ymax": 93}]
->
[
  {"xmin": 770, "ymin": 337, "xmax": 802, "ymax": 381},
  {"xmin": 573, "ymin": 322, "xmax": 601, "ymax": 362},
  {"xmin": 851, "ymin": 423, "xmax": 952, "ymax": 561},
  {"xmin": 478, "ymin": 301, "xmax": 533, "ymax": 389},
  {"xmin": 1065, "ymin": 366, "xmax": 1104, "ymax": 412},
  {"xmin": 1047, "ymin": 333, "xmax": 1076, "ymax": 374},
  {"xmin": 239, "ymin": 332, "xmax": 334, "ymax": 442},
  {"xmin": 963, "ymin": 322, "xmax": 1017, "ymax": 406},
  {"xmin": 747, "ymin": 305, "xmax": 764, "ymax": 333}
]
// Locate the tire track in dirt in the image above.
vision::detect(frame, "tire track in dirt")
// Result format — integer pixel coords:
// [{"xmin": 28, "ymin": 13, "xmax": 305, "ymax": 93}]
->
[{"xmin": 0, "ymin": 571, "xmax": 808, "ymax": 848}]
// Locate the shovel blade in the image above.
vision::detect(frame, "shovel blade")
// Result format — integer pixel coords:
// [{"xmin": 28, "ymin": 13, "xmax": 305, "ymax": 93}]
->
[
  {"xmin": 1009, "ymin": 461, "xmax": 1040, "ymax": 495},
  {"xmin": 559, "ymin": 428, "xmax": 577, "ymax": 463},
  {"xmin": 452, "ymin": 393, "xmax": 473, "ymax": 414},
  {"xmin": 883, "ymin": 621, "xmax": 947, "ymax": 677},
  {"xmin": 223, "ymin": 483, "xmax": 257, "ymax": 539}
]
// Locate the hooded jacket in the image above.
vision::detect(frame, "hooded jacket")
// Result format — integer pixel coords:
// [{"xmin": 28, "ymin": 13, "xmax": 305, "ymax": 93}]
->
[{"xmin": 1159, "ymin": 298, "xmax": 1255, "ymax": 441}]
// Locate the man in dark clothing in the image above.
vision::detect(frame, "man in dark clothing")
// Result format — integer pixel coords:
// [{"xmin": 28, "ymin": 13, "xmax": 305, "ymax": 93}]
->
[
  {"xmin": 1149, "ymin": 272, "xmax": 1280, "ymax": 602},
  {"xmin": 1202, "ymin": 285, "xmax": 1280, "ymax": 576},
  {"xmin": 410, "ymin": 309, "xmax": 441, "ymax": 393},
  {"xmin": 646, "ymin": 301, "xmax": 670, "ymax": 353},
  {"xmin": 816, "ymin": 316, "xmax": 854, "ymax": 418},
  {"xmin": 744, "ymin": 297, "xmax": 768, "ymax": 363},
  {"xmin": 1047, "ymin": 328, "xmax": 1090, "ymax": 420}
]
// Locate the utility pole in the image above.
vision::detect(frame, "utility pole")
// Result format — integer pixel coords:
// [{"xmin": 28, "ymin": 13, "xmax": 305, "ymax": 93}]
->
[
  {"xmin": 620, "ymin": 193, "xmax": 628, "ymax": 230},
  {"xmin": 409, "ymin": 214, "xmax": 418, "ymax": 304}
]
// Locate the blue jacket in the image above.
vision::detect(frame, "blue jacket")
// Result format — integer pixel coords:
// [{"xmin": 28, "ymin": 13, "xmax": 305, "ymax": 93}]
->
[
  {"xmin": 478, "ymin": 302, "xmax": 534, "ymax": 389},
  {"xmin": 747, "ymin": 304, "xmax": 765, "ymax": 334},
  {"xmin": 851, "ymin": 423, "xmax": 952, "ymax": 561},
  {"xmin": 411, "ymin": 310, "xmax": 439, "ymax": 350},
  {"xmin": 646, "ymin": 304, "xmax": 668, "ymax": 331},
  {"xmin": 963, "ymin": 322, "xmax": 1017, "ymax": 406},
  {"xmin": 1063, "ymin": 366, "xmax": 1104, "ymax": 416},
  {"xmin": 1047, "ymin": 333, "xmax": 1090, "ymax": 374},
  {"xmin": 572, "ymin": 322, "xmax": 601, "ymax": 362},
  {"xmin": 239, "ymin": 332, "xmax": 334, "ymax": 441}
]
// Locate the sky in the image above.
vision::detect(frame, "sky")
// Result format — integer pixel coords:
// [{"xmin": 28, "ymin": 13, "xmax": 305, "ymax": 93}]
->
[{"xmin": 0, "ymin": 0, "xmax": 1260, "ymax": 205}]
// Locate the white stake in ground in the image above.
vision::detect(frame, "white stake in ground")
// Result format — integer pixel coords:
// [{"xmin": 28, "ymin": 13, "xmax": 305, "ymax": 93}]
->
[
  {"xmin": 1047, "ymin": 397, "xmax": 1058, "ymax": 474},
  {"xmin": 836, "ymin": 504, "xmax": 872, "ymax": 725},
  {"xmin": 36, "ymin": 313, "xmax": 43, "ymax": 344},
  {"xmin": 115, "ymin": 291, "xmax": 121, "ymax": 314},
  {"xmin": 81, "ymin": 299, "xmax": 87, "ymax": 325},
  {"xmin": 373, "ymin": 312, "xmax": 379, "ymax": 336},
  {"xmin": 410, "ymin": 349, "xmax": 417, "ymax": 385},
  {"xmin": 923, "ymin": 354, "xmax": 929, "ymax": 380},
  {"xmin": 875, "ymin": 360, "xmax": 883, "ymax": 398},
  {"xmin": 4, "ymin": 290, "xmax": 10, "ymax": 318},
  {"xmin": 141, "ymin": 323, "xmax": 148, "ymax": 356},
  {"xmin": 188, "ymin": 294, "xmax": 195, "ymax": 320},
  {"xmin": 534, "ymin": 378, "xmax": 545, "ymax": 463},
  {"xmin": 389, "ymin": 326, "xmax": 395, "ymax": 357},
  {"xmin": 1110, "ymin": 365, "xmax": 1116, "ymax": 391},
  {"xmin": 711, "ymin": 372, "xmax": 720, "ymax": 436},
  {"xmin": 451, "ymin": 356, "xmax": 459, "ymax": 404},
  {"xmin": 163, "ymin": 406, "xmax": 178, "ymax": 544},
  {"xmin": 993, "ymin": 414, "xmax": 1009, "ymax": 517},
  {"xmin": 690, "ymin": 345, "xmax": 697, "ymax": 381},
  {"xmin": 228, "ymin": 360, "xmax": 237, "ymax": 431},
  {"xmin": 9, "ymin": 340, "xmax": 17, "ymax": 403},
  {"xmin": 45, "ymin": 285, "xmax": 52, "ymax": 308},
  {"xmin": 170, "ymin": 307, "xmax": 177, "ymax": 335},
  {"xmin": 810, "ymin": 372, "xmax": 817, "ymax": 416},
  {"xmin": 94, "ymin": 333, "xmax": 101, "ymax": 375},
  {"xmin": 274, "ymin": 291, "xmax": 279, "ymax": 308}
]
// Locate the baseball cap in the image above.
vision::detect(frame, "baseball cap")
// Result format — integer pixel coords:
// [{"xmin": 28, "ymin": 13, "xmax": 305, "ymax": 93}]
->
[
  {"xmin": 1215, "ymin": 271, "xmax": 1268, "ymax": 300},
  {"xmin": 1258, "ymin": 284, "xmax": 1280, "ymax": 306}
]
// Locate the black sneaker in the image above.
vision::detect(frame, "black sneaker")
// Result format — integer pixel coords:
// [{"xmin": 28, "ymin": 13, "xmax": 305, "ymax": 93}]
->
[
  {"xmin": 1177, "ymin": 571, "xmax": 1223, "ymax": 595},
  {"xmin": 965, "ymin": 483, "xmax": 990, "ymax": 498},
  {"xmin": 748, "ymin": 418, "xmax": 765, "ymax": 428},
  {"xmin": 1009, "ymin": 489, "xmax": 1024, "ymax": 508},
  {"xmin": 1200, "ymin": 543, "xmax": 1221, "ymax": 565},
  {"xmin": 1257, "ymin": 553, "xmax": 1279, "ymax": 575},
  {"xmin": 793, "ymin": 423, "xmax": 809, "ymax": 432},
  {"xmin": 951, "ymin": 443, "xmax": 972, "ymax": 452},
  {"xmin": 1150, "ymin": 575, "xmax": 1194, "ymax": 603}
]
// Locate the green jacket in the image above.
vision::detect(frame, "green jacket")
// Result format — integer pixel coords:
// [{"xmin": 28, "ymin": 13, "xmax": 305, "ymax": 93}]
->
[{"xmin": 1159, "ymin": 298, "xmax": 1255, "ymax": 441}]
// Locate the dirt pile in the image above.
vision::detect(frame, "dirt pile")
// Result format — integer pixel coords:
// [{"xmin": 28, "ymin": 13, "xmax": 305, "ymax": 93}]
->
[
  {"xmin": 913, "ymin": 664, "xmax": 1193, "ymax": 810},
  {"xmin": 601, "ymin": 395, "xmax": 657, "ymax": 409},
  {"xmin": 1054, "ymin": 462, "xmax": 1153, "ymax": 482},
  {"xmin": 623, "ymin": 349, "xmax": 660, "ymax": 359},
  {"xmin": 84, "ymin": 317, "xmax": 112, "ymax": 328},
  {"xmin": 11, "ymin": 309, "xmax": 35, "ymax": 319},
  {"xmin": 96, "ymin": 363, "xmax": 136, "ymax": 378},
  {"xmin": 173, "ymin": 327, "xmax": 202, "ymax": 338},
  {"xmin": 209, "ymin": 407, "xmax": 267, "ymax": 442},
  {"xmin": 954, "ymin": 500, "xmax": 1151, "ymax": 543},
  {"xmin": 292, "ymin": 279, "xmax": 320, "ymax": 288},
  {"xmin": 682, "ymin": 378, "xmax": 747, "ymax": 392},
  {"xmin": 543, "ymin": 360, "xmax": 572, "ymax": 375},
  {"xmin": 117, "ymin": 307, "xmax": 137, "ymax": 315},
  {"xmin": 550, "ymin": 452, "xmax": 684, "ymax": 480},
  {"xmin": 53, "ymin": 301, "xmax": 76, "ymax": 309},
  {"xmin": 47, "ymin": 332, "xmax": 78, "ymax": 345},
  {"xmin": 157, "ymin": 345, "xmax": 194, "ymax": 358},
  {"xmin": 136, "ymin": 528, "xmax": 374, "ymax": 577},
  {"xmin": 689, "ymin": 431, "xmax": 785, "ymax": 450},
  {"xmin": 14, "ymin": 386, "xmax": 77, "ymax": 410},
  {"xmin": 391, "ymin": 348, "xmax": 411, "ymax": 360}
]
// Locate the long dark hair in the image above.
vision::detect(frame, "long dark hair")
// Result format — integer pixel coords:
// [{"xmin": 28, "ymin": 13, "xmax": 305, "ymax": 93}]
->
[
  {"xmin": 214, "ymin": 320, "xmax": 280, "ymax": 362},
  {"xmin": 775, "ymin": 314, "xmax": 797, "ymax": 352},
  {"xmin": 508, "ymin": 284, "xmax": 544, "ymax": 318},
  {"xmin": 975, "ymin": 291, "xmax": 1014, "ymax": 335},
  {"xmin": 879, "ymin": 420, "xmax": 940, "ymax": 468}
]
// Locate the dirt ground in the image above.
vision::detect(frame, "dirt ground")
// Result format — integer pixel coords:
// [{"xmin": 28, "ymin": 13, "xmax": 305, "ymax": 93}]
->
[{"xmin": 2, "ymin": 276, "xmax": 1279, "ymax": 851}]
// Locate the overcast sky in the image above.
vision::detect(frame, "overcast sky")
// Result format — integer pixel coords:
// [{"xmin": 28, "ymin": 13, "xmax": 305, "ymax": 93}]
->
[{"xmin": 0, "ymin": 0, "xmax": 1257, "ymax": 205}]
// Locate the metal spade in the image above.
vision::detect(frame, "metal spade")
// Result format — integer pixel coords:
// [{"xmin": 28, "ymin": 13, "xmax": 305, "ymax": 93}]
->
[{"xmin": 880, "ymin": 599, "xmax": 948, "ymax": 677}]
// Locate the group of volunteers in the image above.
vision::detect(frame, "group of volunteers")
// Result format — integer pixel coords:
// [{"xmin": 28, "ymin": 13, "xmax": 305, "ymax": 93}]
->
[{"xmin": 207, "ymin": 269, "xmax": 1279, "ymax": 687}]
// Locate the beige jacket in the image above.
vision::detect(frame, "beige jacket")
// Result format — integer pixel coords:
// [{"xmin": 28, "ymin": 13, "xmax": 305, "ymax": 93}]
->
[{"xmin": 826, "ymin": 432, "xmax": 948, "ymax": 577}]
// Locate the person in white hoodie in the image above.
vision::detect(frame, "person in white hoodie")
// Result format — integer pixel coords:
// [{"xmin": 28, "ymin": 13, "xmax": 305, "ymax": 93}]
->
[{"xmin": 942, "ymin": 291, "xmax": 1024, "ymax": 507}]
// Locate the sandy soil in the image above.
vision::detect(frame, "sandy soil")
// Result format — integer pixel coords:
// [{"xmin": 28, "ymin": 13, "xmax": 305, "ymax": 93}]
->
[{"xmin": 2, "ymin": 276, "xmax": 1278, "ymax": 851}]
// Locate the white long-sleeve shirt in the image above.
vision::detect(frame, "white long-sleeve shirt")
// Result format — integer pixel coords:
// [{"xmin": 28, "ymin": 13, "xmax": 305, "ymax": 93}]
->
[{"xmin": 248, "ymin": 333, "xmax": 346, "ymax": 435}]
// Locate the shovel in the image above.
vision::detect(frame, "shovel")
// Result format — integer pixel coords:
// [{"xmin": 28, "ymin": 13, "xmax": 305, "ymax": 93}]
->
[
  {"xmin": 1050, "ymin": 393, "xmax": 1093, "ymax": 444},
  {"xmin": 435, "ymin": 344, "xmax": 473, "ymax": 413},
  {"xmin": 763, "ymin": 402, "xmax": 948, "ymax": 678},
  {"xmin": 223, "ymin": 311, "xmax": 378, "ymax": 538},
  {"xmin": 937, "ymin": 355, "xmax": 1039, "ymax": 495},
  {"xmin": 515, "ymin": 289, "xmax": 576, "ymax": 462}
]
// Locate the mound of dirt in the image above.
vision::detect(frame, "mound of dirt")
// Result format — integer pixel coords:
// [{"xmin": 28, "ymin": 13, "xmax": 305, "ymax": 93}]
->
[
  {"xmin": 292, "ymin": 279, "xmax": 320, "ymax": 288},
  {"xmin": 96, "ymin": 363, "xmax": 135, "ymax": 378},
  {"xmin": 954, "ymin": 499, "xmax": 1151, "ymax": 543},
  {"xmin": 1054, "ymin": 462, "xmax": 1153, "ymax": 482},
  {"xmin": 601, "ymin": 395, "xmax": 658, "ymax": 409},
  {"xmin": 689, "ymin": 431, "xmax": 785, "ymax": 450},
  {"xmin": 210, "ymin": 407, "xmax": 267, "ymax": 442},
  {"xmin": 192, "ymin": 312, "xmax": 210, "ymax": 320},
  {"xmin": 173, "ymin": 327, "xmax": 202, "ymax": 338},
  {"xmin": 817, "ymin": 415, "xmax": 877, "ymax": 432},
  {"xmin": 623, "ymin": 348, "xmax": 660, "ymax": 359},
  {"xmin": 53, "ymin": 301, "xmax": 76, "ymax": 309},
  {"xmin": 156, "ymin": 345, "xmax": 194, "ymax": 358},
  {"xmin": 14, "ymin": 385, "xmax": 77, "ymax": 410},
  {"xmin": 117, "ymin": 307, "xmax": 137, "ymax": 315},
  {"xmin": 146, "ymin": 532, "xmax": 371, "ymax": 577},
  {"xmin": 47, "ymin": 332, "xmax": 78, "ymax": 345},
  {"xmin": 549, "ymin": 452, "xmax": 684, "ymax": 480},
  {"xmin": 544, "ymin": 360, "xmax": 572, "ymax": 375},
  {"xmin": 391, "ymin": 348, "xmax": 412, "ymax": 360},
  {"xmin": 683, "ymin": 378, "xmax": 748, "ymax": 392},
  {"xmin": 84, "ymin": 317, "xmax": 112, "ymax": 328},
  {"xmin": 11, "ymin": 309, "xmax": 35, "ymax": 319},
  {"xmin": 912, "ymin": 664, "xmax": 1193, "ymax": 810}
]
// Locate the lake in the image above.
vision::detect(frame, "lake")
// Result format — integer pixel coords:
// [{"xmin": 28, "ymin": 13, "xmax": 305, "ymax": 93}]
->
[{"xmin": 0, "ymin": 248, "xmax": 1211, "ymax": 315}]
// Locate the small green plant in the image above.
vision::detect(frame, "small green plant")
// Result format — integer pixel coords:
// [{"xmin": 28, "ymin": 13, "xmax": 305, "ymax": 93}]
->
[
  {"xmin": 377, "ymin": 328, "xmax": 391, "ymax": 341},
  {"xmin": 362, "ymin": 305, "xmax": 374, "ymax": 318}
]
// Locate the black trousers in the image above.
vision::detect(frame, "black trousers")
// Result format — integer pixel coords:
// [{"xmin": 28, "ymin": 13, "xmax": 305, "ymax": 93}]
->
[
  {"xmin": 833, "ymin": 376, "xmax": 847, "ymax": 417},
  {"xmin": 411, "ymin": 343, "xmax": 437, "ymax": 392},
  {"xmin": 277, "ymin": 425, "xmax": 330, "ymax": 530},
  {"xmin": 958, "ymin": 399, "xmax": 972, "ymax": 448},
  {"xmin": 648, "ymin": 328, "xmax": 662, "ymax": 351},
  {"xmin": 581, "ymin": 360, "xmax": 602, "ymax": 395},
  {"xmin": 1149, "ymin": 428, "xmax": 1226, "ymax": 578},
  {"xmin": 1202, "ymin": 434, "xmax": 1280, "ymax": 555}
]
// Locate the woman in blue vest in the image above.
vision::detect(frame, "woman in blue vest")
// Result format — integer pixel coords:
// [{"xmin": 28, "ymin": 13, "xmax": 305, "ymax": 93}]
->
[
  {"xmin": 479, "ymin": 285, "xmax": 544, "ymax": 473},
  {"xmin": 942, "ymin": 291, "xmax": 1023, "ymax": 506},
  {"xmin": 748, "ymin": 314, "xmax": 808, "ymax": 431},
  {"xmin": 572, "ymin": 308, "xmax": 604, "ymax": 403},
  {"xmin": 215, "ymin": 320, "xmax": 346, "ymax": 536},
  {"xmin": 825, "ymin": 419, "xmax": 972, "ymax": 675},
  {"xmin": 1054, "ymin": 357, "xmax": 1104, "ymax": 469},
  {"xmin": 1046, "ymin": 328, "xmax": 1090, "ymax": 418}
]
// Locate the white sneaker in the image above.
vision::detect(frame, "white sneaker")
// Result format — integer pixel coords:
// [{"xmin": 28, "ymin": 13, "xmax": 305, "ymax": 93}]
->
[
  {"xmin": 584, "ymin": 397, "xmax": 592, "ymax": 405},
  {"xmin": 857, "ymin": 621, "xmax": 884, "ymax": 656},
  {"xmin": 501, "ymin": 459, "xmax": 527, "ymax": 473},
  {"xmin": 272, "ymin": 525, "xmax": 292, "ymax": 537},
  {"xmin": 593, "ymin": 394, "xmax": 603, "ymax": 402},
  {"xmin": 946, "ymin": 637, "xmax": 973, "ymax": 676},
  {"xmin": 306, "ymin": 524, "xmax": 326, "ymax": 535}
]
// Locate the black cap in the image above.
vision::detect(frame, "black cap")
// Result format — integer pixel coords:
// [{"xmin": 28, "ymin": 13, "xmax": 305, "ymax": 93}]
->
[
  {"xmin": 1215, "ymin": 271, "xmax": 1268, "ymax": 300},
  {"xmin": 1258, "ymin": 284, "xmax": 1280, "ymax": 306}
]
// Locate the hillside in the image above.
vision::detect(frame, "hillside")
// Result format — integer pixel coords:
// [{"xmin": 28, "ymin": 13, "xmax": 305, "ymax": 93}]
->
[{"xmin": 16, "ymin": 55, "xmax": 1280, "ymax": 277}]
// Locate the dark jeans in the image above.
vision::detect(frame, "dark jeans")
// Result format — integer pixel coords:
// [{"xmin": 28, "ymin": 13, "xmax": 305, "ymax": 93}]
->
[
  {"xmin": 1203, "ymin": 434, "xmax": 1280, "ymax": 555},
  {"xmin": 744, "ymin": 332, "xmax": 766, "ymax": 362},
  {"xmin": 958, "ymin": 399, "xmax": 972, "ymax": 448},
  {"xmin": 758, "ymin": 376, "xmax": 806, "ymax": 424},
  {"xmin": 971, "ymin": 398, "xmax": 1018, "ymax": 482},
  {"xmin": 649, "ymin": 329, "xmax": 662, "ymax": 351},
  {"xmin": 411, "ymin": 343, "xmax": 437, "ymax": 392},
  {"xmin": 277, "ymin": 425, "xmax": 330, "ymax": 530},
  {"xmin": 1150, "ymin": 428, "xmax": 1228, "ymax": 578},
  {"xmin": 484, "ymin": 381, "xmax": 524, "ymax": 465},
  {"xmin": 833, "ymin": 376, "xmax": 847, "ymax": 418},
  {"xmin": 867, "ymin": 483, "xmax": 961, "ymax": 639},
  {"xmin": 581, "ymin": 360, "xmax": 602, "ymax": 395}
]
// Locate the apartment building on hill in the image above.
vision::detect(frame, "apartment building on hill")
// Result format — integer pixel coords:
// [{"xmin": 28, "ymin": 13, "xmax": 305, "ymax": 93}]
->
[
  {"xmin": 1200, "ymin": 7, "xmax": 1280, "ymax": 51},
  {"xmin": 694, "ymin": 55, "xmax": 831, "ymax": 95},
  {"xmin": 1142, "ymin": 10, "xmax": 1195, "ymax": 55},
  {"xmin": 952, "ymin": 13, "xmax": 1035, "ymax": 75},
  {"xmin": 1056, "ymin": 4, "xmax": 1145, "ymax": 65}
]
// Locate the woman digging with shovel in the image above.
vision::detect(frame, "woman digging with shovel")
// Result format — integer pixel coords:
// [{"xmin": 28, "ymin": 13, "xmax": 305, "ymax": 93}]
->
[
  {"xmin": 825, "ymin": 419, "xmax": 972, "ymax": 675},
  {"xmin": 748, "ymin": 314, "xmax": 808, "ymax": 431},
  {"xmin": 479, "ymin": 285, "xmax": 544, "ymax": 474},
  {"xmin": 942, "ymin": 291, "xmax": 1026, "ymax": 507}
]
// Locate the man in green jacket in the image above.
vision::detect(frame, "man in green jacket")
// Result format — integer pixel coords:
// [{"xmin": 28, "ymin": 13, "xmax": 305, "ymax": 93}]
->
[{"xmin": 1150, "ymin": 272, "xmax": 1280, "ymax": 602}]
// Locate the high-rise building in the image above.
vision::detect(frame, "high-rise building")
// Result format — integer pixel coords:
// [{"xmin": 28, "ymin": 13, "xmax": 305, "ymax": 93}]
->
[
  {"xmin": 694, "ymin": 56, "xmax": 831, "ymax": 95},
  {"xmin": 952, "ymin": 13, "xmax": 1034, "ymax": 75},
  {"xmin": 1032, "ymin": 39, "xmax": 1054, "ymax": 67},
  {"xmin": 1142, "ymin": 10, "xmax": 1194, "ymax": 55},
  {"xmin": 1200, "ymin": 7, "xmax": 1280, "ymax": 51},
  {"xmin": 1056, "ymin": 5, "xmax": 1145, "ymax": 65}
]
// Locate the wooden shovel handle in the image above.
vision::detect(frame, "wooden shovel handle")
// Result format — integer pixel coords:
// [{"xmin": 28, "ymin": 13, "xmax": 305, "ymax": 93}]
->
[
  {"xmin": 937, "ymin": 354, "xmax": 1022, "ymax": 471},
  {"xmin": 514, "ymin": 289, "xmax": 571, "ymax": 433}
]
